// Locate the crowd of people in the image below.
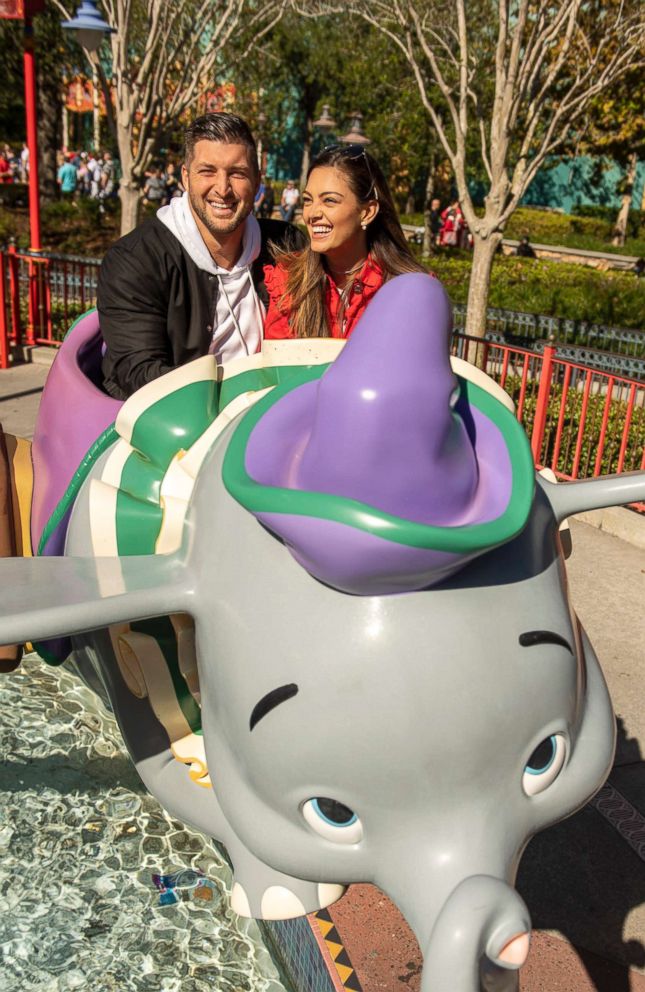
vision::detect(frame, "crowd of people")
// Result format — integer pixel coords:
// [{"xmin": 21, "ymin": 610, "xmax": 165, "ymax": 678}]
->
[{"xmin": 0, "ymin": 142, "xmax": 29, "ymax": 183}]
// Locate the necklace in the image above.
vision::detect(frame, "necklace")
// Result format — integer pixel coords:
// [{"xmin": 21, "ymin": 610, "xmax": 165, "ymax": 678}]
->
[{"xmin": 327, "ymin": 257, "xmax": 367, "ymax": 278}]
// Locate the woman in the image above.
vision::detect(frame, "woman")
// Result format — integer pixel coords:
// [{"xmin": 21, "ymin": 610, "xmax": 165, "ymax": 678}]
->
[{"xmin": 264, "ymin": 145, "xmax": 426, "ymax": 339}]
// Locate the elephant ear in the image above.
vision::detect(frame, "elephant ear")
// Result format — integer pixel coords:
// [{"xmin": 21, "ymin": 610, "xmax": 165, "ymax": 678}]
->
[{"xmin": 0, "ymin": 553, "xmax": 190, "ymax": 646}]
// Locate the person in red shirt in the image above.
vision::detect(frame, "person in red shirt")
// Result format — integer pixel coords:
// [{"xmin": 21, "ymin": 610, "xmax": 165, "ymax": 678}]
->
[{"xmin": 264, "ymin": 145, "xmax": 426, "ymax": 340}]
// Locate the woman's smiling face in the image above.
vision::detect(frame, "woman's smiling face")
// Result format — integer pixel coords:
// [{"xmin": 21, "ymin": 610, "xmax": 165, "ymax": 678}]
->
[{"xmin": 302, "ymin": 166, "xmax": 376, "ymax": 258}]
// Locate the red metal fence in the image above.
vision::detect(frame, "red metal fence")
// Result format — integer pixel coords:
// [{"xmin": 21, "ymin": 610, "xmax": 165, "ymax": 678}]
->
[
  {"xmin": 452, "ymin": 335, "xmax": 644, "ymax": 508},
  {"xmin": 0, "ymin": 245, "xmax": 101, "ymax": 359},
  {"xmin": 0, "ymin": 247, "xmax": 643, "ymax": 507}
]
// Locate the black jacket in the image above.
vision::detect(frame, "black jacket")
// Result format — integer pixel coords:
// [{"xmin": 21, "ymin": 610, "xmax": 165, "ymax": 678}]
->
[{"xmin": 98, "ymin": 216, "xmax": 303, "ymax": 400}]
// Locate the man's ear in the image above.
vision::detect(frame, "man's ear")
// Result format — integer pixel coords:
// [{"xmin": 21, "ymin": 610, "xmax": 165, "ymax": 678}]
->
[{"xmin": 181, "ymin": 162, "xmax": 189, "ymax": 189}]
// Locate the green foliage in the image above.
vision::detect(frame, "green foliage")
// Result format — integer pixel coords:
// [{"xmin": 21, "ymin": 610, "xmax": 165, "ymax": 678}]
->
[
  {"xmin": 232, "ymin": 13, "xmax": 442, "ymax": 208},
  {"xmin": 572, "ymin": 204, "xmax": 643, "ymax": 239},
  {"xmin": 425, "ymin": 253, "xmax": 645, "ymax": 329},
  {"xmin": 503, "ymin": 375, "xmax": 645, "ymax": 478}
]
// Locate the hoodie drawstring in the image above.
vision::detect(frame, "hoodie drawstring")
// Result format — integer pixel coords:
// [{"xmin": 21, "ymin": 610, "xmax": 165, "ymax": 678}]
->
[{"xmin": 216, "ymin": 269, "xmax": 264, "ymax": 357}]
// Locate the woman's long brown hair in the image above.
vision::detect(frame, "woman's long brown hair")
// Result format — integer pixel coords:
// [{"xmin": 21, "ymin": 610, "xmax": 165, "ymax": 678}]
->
[{"xmin": 271, "ymin": 145, "xmax": 426, "ymax": 338}]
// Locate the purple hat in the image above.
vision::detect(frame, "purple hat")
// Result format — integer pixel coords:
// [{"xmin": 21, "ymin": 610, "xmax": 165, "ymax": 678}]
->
[{"xmin": 223, "ymin": 274, "xmax": 534, "ymax": 594}]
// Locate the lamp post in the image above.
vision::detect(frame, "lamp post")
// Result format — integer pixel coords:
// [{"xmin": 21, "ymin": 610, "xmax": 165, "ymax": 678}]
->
[
  {"xmin": 61, "ymin": 0, "xmax": 114, "ymax": 53},
  {"xmin": 61, "ymin": 0, "xmax": 115, "ymax": 154},
  {"xmin": 22, "ymin": 6, "xmax": 43, "ymax": 254},
  {"xmin": 312, "ymin": 104, "xmax": 337, "ymax": 157},
  {"xmin": 339, "ymin": 111, "xmax": 371, "ymax": 146}
]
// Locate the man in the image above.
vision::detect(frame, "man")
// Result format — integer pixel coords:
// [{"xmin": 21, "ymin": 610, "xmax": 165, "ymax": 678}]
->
[
  {"xmin": 57, "ymin": 153, "xmax": 77, "ymax": 199},
  {"xmin": 98, "ymin": 113, "xmax": 303, "ymax": 400},
  {"xmin": 142, "ymin": 165, "xmax": 166, "ymax": 206},
  {"xmin": 279, "ymin": 179, "xmax": 299, "ymax": 222},
  {"xmin": 516, "ymin": 235, "xmax": 536, "ymax": 259}
]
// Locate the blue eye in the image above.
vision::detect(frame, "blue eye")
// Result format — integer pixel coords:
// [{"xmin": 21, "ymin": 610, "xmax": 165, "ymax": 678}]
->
[
  {"xmin": 302, "ymin": 798, "xmax": 363, "ymax": 843},
  {"xmin": 525, "ymin": 736, "xmax": 557, "ymax": 774},
  {"xmin": 312, "ymin": 798, "xmax": 357, "ymax": 826},
  {"xmin": 522, "ymin": 734, "xmax": 566, "ymax": 796}
]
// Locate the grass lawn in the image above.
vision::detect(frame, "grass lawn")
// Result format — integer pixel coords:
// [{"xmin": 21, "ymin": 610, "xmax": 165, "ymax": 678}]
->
[{"xmin": 402, "ymin": 206, "xmax": 645, "ymax": 258}]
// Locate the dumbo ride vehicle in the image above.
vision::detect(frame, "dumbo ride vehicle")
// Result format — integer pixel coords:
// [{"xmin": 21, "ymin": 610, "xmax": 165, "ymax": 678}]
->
[{"xmin": 1, "ymin": 273, "xmax": 644, "ymax": 992}]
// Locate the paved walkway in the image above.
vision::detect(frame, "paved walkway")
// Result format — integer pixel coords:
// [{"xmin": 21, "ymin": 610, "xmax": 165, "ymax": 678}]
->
[
  {"xmin": 0, "ymin": 359, "xmax": 50, "ymax": 440},
  {"xmin": 1, "ymin": 358, "xmax": 644, "ymax": 992}
]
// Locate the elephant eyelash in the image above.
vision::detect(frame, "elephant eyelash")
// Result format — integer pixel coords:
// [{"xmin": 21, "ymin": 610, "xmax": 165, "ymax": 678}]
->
[
  {"xmin": 518, "ymin": 630, "xmax": 573, "ymax": 654},
  {"xmin": 250, "ymin": 683, "xmax": 299, "ymax": 731}
]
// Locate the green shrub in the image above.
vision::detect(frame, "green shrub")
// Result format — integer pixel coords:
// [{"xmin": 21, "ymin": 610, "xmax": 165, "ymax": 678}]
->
[
  {"xmin": 502, "ymin": 373, "xmax": 645, "ymax": 478},
  {"xmin": 425, "ymin": 253, "xmax": 645, "ymax": 330}
]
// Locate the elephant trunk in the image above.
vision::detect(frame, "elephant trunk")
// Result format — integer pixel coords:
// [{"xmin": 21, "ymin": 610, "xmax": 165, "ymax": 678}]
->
[{"xmin": 419, "ymin": 875, "xmax": 531, "ymax": 992}]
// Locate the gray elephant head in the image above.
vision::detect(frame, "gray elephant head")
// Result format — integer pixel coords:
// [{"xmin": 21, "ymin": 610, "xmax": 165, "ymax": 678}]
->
[{"xmin": 1, "ymin": 274, "xmax": 642, "ymax": 992}]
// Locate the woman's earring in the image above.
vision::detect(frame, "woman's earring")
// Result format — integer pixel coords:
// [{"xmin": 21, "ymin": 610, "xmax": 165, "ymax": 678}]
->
[{"xmin": 361, "ymin": 223, "xmax": 368, "ymax": 230}]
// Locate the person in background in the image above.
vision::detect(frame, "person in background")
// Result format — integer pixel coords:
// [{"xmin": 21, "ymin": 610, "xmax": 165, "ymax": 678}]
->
[
  {"xmin": 100, "ymin": 151, "xmax": 116, "ymax": 198},
  {"xmin": 254, "ymin": 174, "xmax": 266, "ymax": 216},
  {"xmin": 142, "ymin": 166, "xmax": 166, "ymax": 206},
  {"xmin": 77, "ymin": 152, "xmax": 91, "ymax": 196},
  {"xmin": 439, "ymin": 201, "xmax": 464, "ymax": 247},
  {"xmin": 264, "ymin": 144, "xmax": 427, "ymax": 340},
  {"xmin": 261, "ymin": 176, "xmax": 275, "ymax": 218},
  {"xmin": 516, "ymin": 235, "xmax": 536, "ymax": 258},
  {"xmin": 164, "ymin": 162, "xmax": 181, "ymax": 201},
  {"xmin": 429, "ymin": 198, "xmax": 442, "ymax": 245},
  {"xmin": 0, "ymin": 149, "xmax": 10, "ymax": 183},
  {"xmin": 57, "ymin": 153, "xmax": 77, "ymax": 199},
  {"xmin": 279, "ymin": 179, "xmax": 300, "ymax": 222},
  {"xmin": 19, "ymin": 143, "xmax": 29, "ymax": 183}
]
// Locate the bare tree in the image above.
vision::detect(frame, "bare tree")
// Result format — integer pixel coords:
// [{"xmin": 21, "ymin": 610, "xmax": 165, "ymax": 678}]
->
[
  {"xmin": 53, "ymin": 0, "xmax": 285, "ymax": 235},
  {"xmin": 298, "ymin": 0, "xmax": 644, "ymax": 339}
]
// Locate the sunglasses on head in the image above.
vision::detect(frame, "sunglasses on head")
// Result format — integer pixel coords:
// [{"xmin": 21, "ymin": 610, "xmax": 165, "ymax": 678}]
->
[{"xmin": 322, "ymin": 143, "xmax": 379, "ymax": 201}]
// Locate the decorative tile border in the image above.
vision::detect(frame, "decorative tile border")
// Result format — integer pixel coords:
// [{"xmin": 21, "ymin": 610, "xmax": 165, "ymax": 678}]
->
[{"xmin": 312, "ymin": 908, "xmax": 363, "ymax": 992}]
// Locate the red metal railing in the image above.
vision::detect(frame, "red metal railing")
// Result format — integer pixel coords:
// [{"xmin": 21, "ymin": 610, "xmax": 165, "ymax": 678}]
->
[
  {"xmin": 452, "ymin": 335, "xmax": 645, "ymax": 510},
  {"xmin": 0, "ymin": 245, "xmax": 101, "ymax": 361}
]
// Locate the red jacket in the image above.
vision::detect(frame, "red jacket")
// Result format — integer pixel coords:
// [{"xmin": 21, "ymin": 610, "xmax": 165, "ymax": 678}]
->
[{"xmin": 264, "ymin": 256, "xmax": 384, "ymax": 339}]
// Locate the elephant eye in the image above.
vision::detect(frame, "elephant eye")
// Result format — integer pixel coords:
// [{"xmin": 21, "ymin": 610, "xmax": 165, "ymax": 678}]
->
[
  {"xmin": 522, "ymin": 734, "xmax": 566, "ymax": 796},
  {"xmin": 302, "ymin": 798, "xmax": 363, "ymax": 844}
]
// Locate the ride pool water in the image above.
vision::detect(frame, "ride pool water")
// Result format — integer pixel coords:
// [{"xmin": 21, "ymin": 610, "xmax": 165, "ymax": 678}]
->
[{"xmin": 0, "ymin": 654, "xmax": 289, "ymax": 992}]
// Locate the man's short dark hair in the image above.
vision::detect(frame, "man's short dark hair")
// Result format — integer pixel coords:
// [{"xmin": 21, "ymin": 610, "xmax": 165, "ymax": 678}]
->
[{"xmin": 184, "ymin": 113, "xmax": 258, "ymax": 173}]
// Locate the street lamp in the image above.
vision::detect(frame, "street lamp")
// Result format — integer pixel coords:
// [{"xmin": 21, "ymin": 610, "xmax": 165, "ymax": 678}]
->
[
  {"xmin": 61, "ymin": 0, "xmax": 114, "ymax": 53},
  {"xmin": 339, "ymin": 111, "xmax": 371, "ymax": 146},
  {"xmin": 313, "ymin": 104, "xmax": 337, "ymax": 133}
]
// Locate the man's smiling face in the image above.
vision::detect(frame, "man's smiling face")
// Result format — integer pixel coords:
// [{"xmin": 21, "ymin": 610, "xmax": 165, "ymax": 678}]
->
[{"xmin": 182, "ymin": 139, "xmax": 258, "ymax": 242}]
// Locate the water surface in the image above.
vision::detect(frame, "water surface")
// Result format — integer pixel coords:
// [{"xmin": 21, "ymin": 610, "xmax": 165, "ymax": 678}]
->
[{"xmin": 0, "ymin": 654, "xmax": 290, "ymax": 992}]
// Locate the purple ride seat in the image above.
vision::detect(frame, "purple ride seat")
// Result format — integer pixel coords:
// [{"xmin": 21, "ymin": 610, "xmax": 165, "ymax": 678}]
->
[{"xmin": 31, "ymin": 309, "xmax": 122, "ymax": 556}]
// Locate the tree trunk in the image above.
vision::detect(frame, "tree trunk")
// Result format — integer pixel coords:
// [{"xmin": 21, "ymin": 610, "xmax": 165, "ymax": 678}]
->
[
  {"xmin": 611, "ymin": 153, "xmax": 637, "ymax": 248},
  {"xmin": 422, "ymin": 151, "xmax": 436, "ymax": 257},
  {"xmin": 464, "ymin": 234, "xmax": 502, "ymax": 364},
  {"xmin": 37, "ymin": 57, "xmax": 60, "ymax": 204},
  {"xmin": 299, "ymin": 113, "xmax": 313, "ymax": 189},
  {"xmin": 119, "ymin": 182, "xmax": 140, "ymax": 237}
]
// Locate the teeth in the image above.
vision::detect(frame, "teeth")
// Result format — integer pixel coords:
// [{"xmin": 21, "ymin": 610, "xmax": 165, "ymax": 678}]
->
[{"xmin": 312, "ymin": 226, "xmax": 332, "ymax": 234}]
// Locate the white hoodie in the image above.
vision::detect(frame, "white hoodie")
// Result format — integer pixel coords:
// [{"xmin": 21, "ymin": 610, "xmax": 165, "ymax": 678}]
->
[{"xmin": 157, "ymin": 192, "xmax": 264, "ymax": 363}]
